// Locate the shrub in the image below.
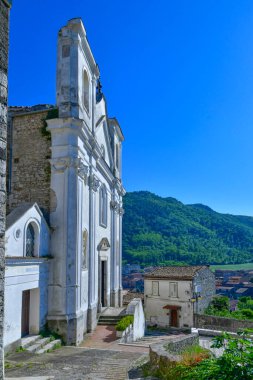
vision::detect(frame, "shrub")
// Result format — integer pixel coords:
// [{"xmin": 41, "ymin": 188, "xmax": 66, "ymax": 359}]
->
[
  {"xmin": 210, "ymin": 296, "xmax": 229, "ymax": 311},
  {"xmin": 240, "ymin": 308, "xmax": 253, "ymax": 319},
  {"xmin": 116, "ymin": 315, "xmax": 134, "ymax": 331},
  {"xmin": 181, "ymin": 345, "xmax": 211, "ymax": 366},
  {"xmin": 145, "ymin": 331, "xmax": 253, "ymax": 380}
]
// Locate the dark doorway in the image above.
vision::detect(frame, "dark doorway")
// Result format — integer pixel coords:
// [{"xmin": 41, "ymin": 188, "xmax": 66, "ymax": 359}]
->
[
  {"xmin": 170, "ymin": 309, "xmax": 178, "ymax": 327},
  {"xmin": 21, "ymin": 290, "xmax": 30, "ymax": 337},
  {"xmin": 101, "ymin": 260, "xmax": 106, "ymax": 307}
]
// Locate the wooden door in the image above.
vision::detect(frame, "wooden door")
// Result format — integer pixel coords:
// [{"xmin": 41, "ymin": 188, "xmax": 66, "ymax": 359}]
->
[
  {"xmin": 21, "ymin": 290, "xmax": 30, "ymax": 337},
  {"xmin": 170, "ymin": 309, "xmax": 178, "ymax": 327}
]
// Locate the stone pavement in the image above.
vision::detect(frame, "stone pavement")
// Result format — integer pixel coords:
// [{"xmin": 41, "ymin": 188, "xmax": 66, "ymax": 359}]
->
[
  {"xmin": 80, "ymin": 325, "xmax": 149, "ymax": 353},
  {"xmin": 5, "ymin": 346, "xmax": 146, "ymax": 380},
  {"xmin": 5, "ymin": 325, "xmax": 148, "ymax": 379}
]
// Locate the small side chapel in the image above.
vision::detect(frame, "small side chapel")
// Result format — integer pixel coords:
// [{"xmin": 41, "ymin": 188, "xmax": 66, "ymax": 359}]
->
[{"xmin": 4, "ymin": 18, "xmax": 125, "ymax": 349}]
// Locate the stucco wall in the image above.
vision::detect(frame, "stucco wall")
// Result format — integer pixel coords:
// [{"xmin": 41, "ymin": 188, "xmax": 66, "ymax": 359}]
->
[
  {"xmin": 6, "ymin": 205, "xmax": 50, "ymax": 258},
  {"xmin": 4, "ymin": 261, "xmax": 49, "ymax": 351},
  {"xmin": 126, "ymin": 298, "xmax": 145, "ymax": 341},
  {"xmin": 144, "ymin": 269, "xmax": 215, "ymax": 328},
  {"xmin": 144, "ymin": 279, "xmax": 194, "ymax": 327}
]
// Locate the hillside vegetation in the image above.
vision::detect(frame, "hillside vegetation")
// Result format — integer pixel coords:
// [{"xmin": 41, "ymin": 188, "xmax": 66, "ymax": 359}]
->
[{"xmin": 122, "ymin": 191, "xmax": 253, "ymax": 266}]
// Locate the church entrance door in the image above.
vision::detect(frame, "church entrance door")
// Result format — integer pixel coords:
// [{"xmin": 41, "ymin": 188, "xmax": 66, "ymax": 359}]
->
[
  {"xmin": 21, "ymin": 290, "xmax": 30, "ymax": 337},
  {"xmin": 101, "ymin": 260, "xmax": 107, "ymax": 307}
]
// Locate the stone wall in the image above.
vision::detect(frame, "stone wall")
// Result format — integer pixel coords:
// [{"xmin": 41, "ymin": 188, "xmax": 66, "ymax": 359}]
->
[
  {"xmin": 195, "ymin": 313, "xmax": 253, "ymax": 332},
  {"xmin": 193, "ymin": 267, "xmax": 216, "ymax": 314},
  {"xmin": 0, "ymin": 0, "xmax": 11, "ymax": 377},
  {"xmin": 150, "ymin": 334, "xmax": 199, "ymax": 367},
  {"xmin": 7, "ymin": 107, "xmax": 55, "ymax": 220}
]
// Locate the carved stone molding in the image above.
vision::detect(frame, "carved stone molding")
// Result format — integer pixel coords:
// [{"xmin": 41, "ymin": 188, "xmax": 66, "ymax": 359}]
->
[
  {"xmin": 50, "ymin": 157, "xmax": 71, "ymax": 173},
  {"xmin": 89, "ymin": 174, "xmax": 100, "ymax": 192},
  {"xmin": 50, "ymin": 157, "xmax": 88, "ymax": 182},
  {"xmin": 97, "ymin": 237, "xmax": 110, "ymax": 251},
  {"xmin": 119, "ymin": 207, "xmax": 125, "ymax": 216},
  {"xmin": 110, "ymin": 200, "xmax": 120, "ymax": 213},
  {"xmin": 112, "ymin": 178, "xmax": 125, "ymax": 196},
  {"xmin": 77, "ymin": 159, "xmax": 89, "ymax": 183}
]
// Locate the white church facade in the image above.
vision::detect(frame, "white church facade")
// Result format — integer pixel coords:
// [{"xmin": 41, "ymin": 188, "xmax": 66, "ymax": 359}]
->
[{"xmin": 4, "ymin": 18, "xmax": 125, "ymax": 349}]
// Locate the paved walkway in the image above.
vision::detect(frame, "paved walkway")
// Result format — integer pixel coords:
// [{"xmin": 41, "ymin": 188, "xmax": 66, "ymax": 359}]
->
[
  {"xmin": 80, "ymin": 325, "xmax": 149, "ymax": 353},
  {"xmin": 5, "ymin": 347, "xmax": 146, "ymax": 380},
  {"xmin": 5, "ymin": 326, "xmax": 148, "ymax": 379}
]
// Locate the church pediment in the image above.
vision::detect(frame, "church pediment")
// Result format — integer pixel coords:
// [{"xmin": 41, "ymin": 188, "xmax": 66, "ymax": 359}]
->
[{"xmin": 97, "ymin": 238, "xmax": 110, "ymax": 251}]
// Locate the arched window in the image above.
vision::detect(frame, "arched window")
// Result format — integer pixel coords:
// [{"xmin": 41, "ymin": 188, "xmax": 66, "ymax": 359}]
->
[
  {"xmin": 83, "ymin": 69, "xmax": 90, "ymax": 113},
  {"xmin": 99, "ymin": 185, "xmax": 107, "ymax": 227},
  {"xmin": 26, "ymin": 223, "xmax": 35, "ymax": 257}
]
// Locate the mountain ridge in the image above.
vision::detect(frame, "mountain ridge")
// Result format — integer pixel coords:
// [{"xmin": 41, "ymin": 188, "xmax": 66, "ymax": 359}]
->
[{"xmin": 122, "ymin": 191, "xmax": 253, "ymax": 266}]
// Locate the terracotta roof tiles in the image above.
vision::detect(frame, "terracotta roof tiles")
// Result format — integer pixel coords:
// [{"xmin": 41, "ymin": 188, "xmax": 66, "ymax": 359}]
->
[{"xmin": 144, "ymin": 266, "xmax": 209, "ymax": 280}]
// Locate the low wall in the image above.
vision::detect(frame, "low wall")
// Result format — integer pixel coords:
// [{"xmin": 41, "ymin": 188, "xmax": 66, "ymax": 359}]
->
[
  {"xmin": 150, "ymin": 334, "xmax": 199, "ymax": 367},
  {"xmin": 195, "ymin": 314, "xmax": 253, "ymax": 332},
  {"xmin": 120, "ymin": 298, "xmax": 145, "ymax": 343},
  {"xmin": 119, "ymin": 324, "xmax": 134, "ymax": 343}
]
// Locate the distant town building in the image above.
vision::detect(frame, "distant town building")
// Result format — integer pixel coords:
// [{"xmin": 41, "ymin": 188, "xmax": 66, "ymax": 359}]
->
[
  {"xmin": 144, "ymin": 266, "xmax": 215, "ymax": 328},
  {"xmin": 215, "ymin": 269, "xmax": 253, "ymax": 300}
]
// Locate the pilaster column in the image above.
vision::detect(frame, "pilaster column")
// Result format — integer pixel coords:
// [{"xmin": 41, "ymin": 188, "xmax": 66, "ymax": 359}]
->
[
  {"xmin": 110, "ymin": 199, "xmax": 120, "ymax": 306},
  {"xmin": 118, "ymin": 204, "xmax": 124, "ymax": 306},
  {"xmin": 87, "ymin": 173, "xmax": 99, "ymax": 331}
]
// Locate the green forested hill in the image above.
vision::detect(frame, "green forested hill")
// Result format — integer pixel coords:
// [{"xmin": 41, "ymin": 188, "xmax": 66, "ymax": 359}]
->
[{"xmin": 122, "ymin": 191, "xmax": 253, "ymax": 266}]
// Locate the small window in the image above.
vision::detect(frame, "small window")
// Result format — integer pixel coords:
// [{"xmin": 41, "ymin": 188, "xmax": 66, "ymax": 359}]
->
[
  {"xmin": 152, "ymin": 281, "xmax": 159, "ymax": 296},
  {"xmin": 169, "ymin": 282, "xmax": 178, "ymax": 298},
  {"xmin": 115, "ymin": 144, "xmax": 119, "ymax": 168},
  {"xmin": 83, "ymin": 69, "xmax": 90, "ymax": 113},
  {"xmin": 26, "ymin": 224, "xmax": 35, "ymax": 257},
  {"xmin": 99, "ymin": 185, "xmax": 107, "ymax": 227}
]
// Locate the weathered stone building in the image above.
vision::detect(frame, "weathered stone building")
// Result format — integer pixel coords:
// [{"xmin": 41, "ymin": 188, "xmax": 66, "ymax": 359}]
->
[
  {"xmin": 7, "ymin": 105, "xmax": 55, "ymax": 219},
  {"xmin": 5, "ymin": 18, "xmax": 125, "ymax": 348},
  {"xmin": 144, "ymin": 266, "xmax": 215, "ymax": 328},
  {"xmin": 0, "ymin": 0, "xmax": 11, "ymax": 376}
]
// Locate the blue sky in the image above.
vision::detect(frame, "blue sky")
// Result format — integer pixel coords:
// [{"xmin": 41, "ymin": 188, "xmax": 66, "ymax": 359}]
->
[{"xmin": 8, "ymin": 0, "xmax": 253, "ymax": 216}]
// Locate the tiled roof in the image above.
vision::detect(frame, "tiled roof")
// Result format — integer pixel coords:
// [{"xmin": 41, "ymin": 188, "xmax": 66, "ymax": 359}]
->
[
  {"xmin": 123, "ymin": 291, "xmax": 144, "ymax": 305},
  {"xmin": 144, "ymin": 266, "xmax": 209, "ymax": 280}
]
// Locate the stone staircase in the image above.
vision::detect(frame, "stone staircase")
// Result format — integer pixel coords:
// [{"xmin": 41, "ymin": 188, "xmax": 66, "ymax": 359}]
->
[
  {"xmin": 21, "ymin": 334, "xmax": 61, "ymax": 354},
  {"xmin": 98, "ymin": 306, "xmax": 126, "ymax": 326},
  {"xmin": 98, "ymin": 315, "xmax": 124, "ymax": 325}
]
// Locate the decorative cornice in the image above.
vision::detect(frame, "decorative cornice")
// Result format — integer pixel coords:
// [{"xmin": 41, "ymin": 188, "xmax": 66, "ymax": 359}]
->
[{"xmin": 50, "ymin": 157, "xmax": 88, "ymax": 182}]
